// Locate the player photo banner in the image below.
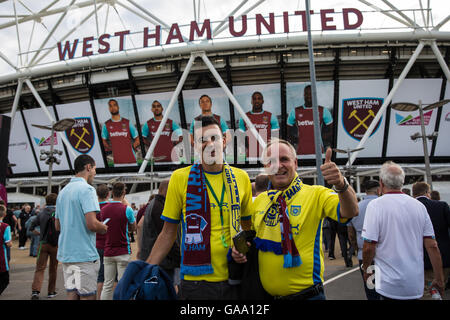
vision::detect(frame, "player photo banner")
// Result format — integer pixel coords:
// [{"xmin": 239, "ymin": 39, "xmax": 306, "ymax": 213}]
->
[
  {"xmin": 65, "ymin": 117, "xmax": 95, "ymax": 154},
  {"xmin": 342, "ymin": 98, "xmax": 383, "ymax": 141}
]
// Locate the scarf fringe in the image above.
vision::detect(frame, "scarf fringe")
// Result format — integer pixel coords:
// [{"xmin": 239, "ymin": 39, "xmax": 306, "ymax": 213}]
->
[
  {"xmin": 254, "ymin": 237, "xmax": 283, "ymax": 255},
  {"xmin": 180, "ymin": 264, "xmax": 214, "ymax": 276},
  {"xmin": 283, "ymin": 252, "xmax": 302, "ymax": 268}
]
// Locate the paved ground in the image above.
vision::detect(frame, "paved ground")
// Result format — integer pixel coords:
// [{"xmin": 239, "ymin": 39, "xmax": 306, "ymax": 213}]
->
[{"xmin": 1, "ymin": 235, "xmax": 448, "ymax": 300}]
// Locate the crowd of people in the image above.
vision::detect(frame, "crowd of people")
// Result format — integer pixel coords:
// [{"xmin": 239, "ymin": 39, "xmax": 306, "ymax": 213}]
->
[{"xmin": 0, "ymin": 115, "xmax": 449, "ymax": 301}]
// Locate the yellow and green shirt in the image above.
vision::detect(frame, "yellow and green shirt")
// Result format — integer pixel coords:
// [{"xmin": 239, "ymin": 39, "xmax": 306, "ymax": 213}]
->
[
  {"xmin": 161, "ymin": 165, "xmax": 253, "ymax": 282},
  {"xmin": 253, "ymin": 181, "xmax": 348, "ymax": 296}
]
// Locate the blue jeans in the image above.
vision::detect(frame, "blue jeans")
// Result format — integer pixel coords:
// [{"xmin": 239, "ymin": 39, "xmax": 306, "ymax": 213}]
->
[
  {"xmin": 29, "ymin": 235, "xmax": 40, "ymax": 256},
  {"xmin": 307, "ymin": 292, "xmax": 326, "ymax": 300},
  {"xmin": 358, "ymin": 260, "xmax": 380, "ymax": 300}
]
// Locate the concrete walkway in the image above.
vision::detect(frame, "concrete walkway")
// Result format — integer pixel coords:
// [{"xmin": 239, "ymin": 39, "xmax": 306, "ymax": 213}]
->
[{"xmin": 1, "ymin": 236, "xmax": 448, "ymax": 300}]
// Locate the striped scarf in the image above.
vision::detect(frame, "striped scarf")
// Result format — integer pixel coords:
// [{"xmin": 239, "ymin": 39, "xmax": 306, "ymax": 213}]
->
[
  {"xmin": 181, "ymin": 162, "xmax": 241, "ymax": 276},
  {"xmin": 254, "ymin": 175, "xmax": 302, "ymax": 268}
]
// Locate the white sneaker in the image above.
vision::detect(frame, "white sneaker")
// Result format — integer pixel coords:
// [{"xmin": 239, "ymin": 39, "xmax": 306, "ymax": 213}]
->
[{"xmin": 19, "ymin": 247, "xmax": 25, "ymax": 250}]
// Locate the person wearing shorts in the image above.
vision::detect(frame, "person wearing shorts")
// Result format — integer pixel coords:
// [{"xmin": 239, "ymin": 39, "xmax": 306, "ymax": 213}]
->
[{"xmin": 55, "ymin": 155, "xmax": 108, "ymax": 300}]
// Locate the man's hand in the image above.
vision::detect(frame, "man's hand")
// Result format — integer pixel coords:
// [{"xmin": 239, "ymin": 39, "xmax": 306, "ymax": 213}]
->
[
  {"xmin": 431, "ymin": 278, "xmax": 445, "ymax": 296},
  {"xmin": 98, "ymin": 223, "xmax": 108, "ymax": 235},
  {"xmin": 231, "ymin": 244, "xmax": 249, "ymax": 264},
  {"xmin": 320, "ymin": 148, "xmax": 345, "ymax": 188}
]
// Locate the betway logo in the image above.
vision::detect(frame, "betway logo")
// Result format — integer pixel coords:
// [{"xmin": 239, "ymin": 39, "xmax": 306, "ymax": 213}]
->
[
  {"xmin": 297, "ymin": 120, "xmax": 314, "ymax": 126},
  {"xmin": 110, "ymin": 131, "xmax": 128, "ymax": 137}
]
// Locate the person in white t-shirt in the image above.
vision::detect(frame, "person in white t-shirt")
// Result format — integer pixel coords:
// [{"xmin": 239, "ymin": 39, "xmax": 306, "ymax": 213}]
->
[{"xmin": 361, "ymin": 161, "xmax": 445, "ymax": 300}]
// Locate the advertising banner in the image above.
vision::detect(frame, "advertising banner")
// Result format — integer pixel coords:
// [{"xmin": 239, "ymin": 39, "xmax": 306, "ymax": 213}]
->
[
  {"xmin": 56, "ymin": 101, "xmax": 105, "ymax": 168},
  {"xmin": 386, "ymin": 79, "xmax": 441, "ymax": 157},
  {"xmin": 286, "ymin": 81, "xmax": 334, "ymax": 160},
  {"xmin": 135, "ymin": 92, "xmax": 184, "ymax": 164},
  {"xmin": 336, "ymin": 79, "xmax": 388, "ymax": 158},
  {"xmin": 94, "ymin": 97, "xmax": 141, "ymax": 167},
  {"xmin": 232, "ymin": 83, "xmax": 281, "ymax": 161},
  {"xmin": 183, "ymin": 87, "xmax": 233, "ymax": 163},
  {"xmin": 433, "ymin": 81, "xmax": 450, "ymax": 157},
  {"xmin": 4, "ymin": 111, "xmax": 39, "ymax": 174},
  {"xmin": 22, "ymin": 107, "xmax": 71, "ymax": 172}
]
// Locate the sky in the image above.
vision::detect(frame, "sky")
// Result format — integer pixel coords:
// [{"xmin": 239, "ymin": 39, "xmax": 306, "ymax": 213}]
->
[{"xmin": 0, "ymin": 0, "xmax": 448, "ymax": 78}]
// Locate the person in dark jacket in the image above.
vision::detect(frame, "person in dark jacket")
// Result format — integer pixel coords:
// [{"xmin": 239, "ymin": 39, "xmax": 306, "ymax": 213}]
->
[
  {"xmin": 137, "ymin": 179, "xmax": 180, "ymax": 286},
  {"xmin": 412, "ymin": 182, "xmax": 450, "ymax": 299},
  {"xmin": 17, "ymin": 204, "xmax": 32, "ymax": 249},
  {"xmin": 29, "ymin": 193, "xmax": 59, "ymax": 300}
]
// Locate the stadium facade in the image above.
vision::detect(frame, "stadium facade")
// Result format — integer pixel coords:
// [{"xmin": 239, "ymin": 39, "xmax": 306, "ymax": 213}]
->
[{"xmin": 0, "ymin": 1, "xmax": 449, "ymax": 200}]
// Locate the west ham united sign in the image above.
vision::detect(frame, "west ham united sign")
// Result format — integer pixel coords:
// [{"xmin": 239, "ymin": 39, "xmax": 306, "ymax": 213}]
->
[
  {"xmin": 65, "ymin": 117, "xmax": 95, "ymax": 154},
  {"xmin": 342, "ymin": 98, "xmax": 383, "ymax": 141}
]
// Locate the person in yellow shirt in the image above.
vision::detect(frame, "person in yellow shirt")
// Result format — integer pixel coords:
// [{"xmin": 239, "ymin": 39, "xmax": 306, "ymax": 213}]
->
[
  {"xmin": 233, "ymin": 139, "xmax": 358, "ymax": 300},
  {"xmin": 147, "ymin": 115, "xmax": 253, "ymax": 300}
]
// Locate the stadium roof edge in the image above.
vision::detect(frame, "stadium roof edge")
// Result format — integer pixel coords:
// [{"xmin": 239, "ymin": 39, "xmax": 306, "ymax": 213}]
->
[{"xmin": 1, "ymin": 30, "xmax": 449, "ymax": 85}]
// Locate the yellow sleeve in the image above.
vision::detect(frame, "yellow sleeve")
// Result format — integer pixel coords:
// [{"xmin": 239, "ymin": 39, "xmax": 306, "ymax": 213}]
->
[
  {"xmin": 317, "ymin": 186, "xmax": 342, "ymax": 222},
  {"xmin": 161, "ymin": 168, "xmax": 186, "ymax": 224}
]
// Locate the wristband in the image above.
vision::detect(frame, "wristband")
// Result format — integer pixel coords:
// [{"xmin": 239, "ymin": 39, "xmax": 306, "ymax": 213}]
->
[{"xmin": 332, "ymin": 177, "xmax": 349, "ymax": 193}]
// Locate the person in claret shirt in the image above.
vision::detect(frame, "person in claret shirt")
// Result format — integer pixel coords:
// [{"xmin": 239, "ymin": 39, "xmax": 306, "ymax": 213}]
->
[
  {"xmin": 189, "ymin": 95, "xmax": 231, "ymax": 146},
  {"xmin": 287, "ymin": 85, "xmax": 333, "ymax": 157},
  {"xmin": 238, "ymin": 91, "xmax": 280, "ymax": 161},
  {"xmin": 141, "ymin": 100, "xmax": 183, "ymax": 163},
  {"xmin": 101, "ymin": 99, "xmax": 140, "ymax": 166},
  {"xmin": 95, "ymin": 184, "xmax": 110, "ymax": 300},
  {"xmin": 100, "ymin": 182, "xmax": 136, "ymax": 300}
]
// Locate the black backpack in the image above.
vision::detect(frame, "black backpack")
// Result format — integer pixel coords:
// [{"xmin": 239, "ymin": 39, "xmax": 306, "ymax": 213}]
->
[{"xmin": 44, "ymin": 210, "xmax": 59, "ymax": 246}]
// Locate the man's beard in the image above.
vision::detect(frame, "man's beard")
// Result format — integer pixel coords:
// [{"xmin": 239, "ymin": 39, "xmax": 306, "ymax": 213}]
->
[{"xmin": 111, "ymin": 111, "xmax": 119, "ymax": 116}]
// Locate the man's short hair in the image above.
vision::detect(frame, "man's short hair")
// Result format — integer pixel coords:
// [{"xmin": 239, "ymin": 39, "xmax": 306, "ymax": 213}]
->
[
  {"xmin": 96, "ymin": 184, "xmax": 110, "ymax": 199},
  {"xmin": 255, "ymin": 174, "xmax": 269, "ymax": 193},
  {"xmin": 412, "ymin": 182, "xmax": 430, "ymax": 198},
  {"xmin": 252, "ymin": 91, "xmax": 263, "ymax": 99},
  {"xmin": 401, "ymin": 188, "xmax": 411, "ymax": 196},
  {"xmin": 45, "ymin": 193, "xmax": 57, "ymax": 206},
  {"xmin": 193, "ymin": 115, "xmax": 222, "ymax": 140},
  {"xmin": 158, "ymin": 179, "xmax": 170, "ymax": 197},
  {"xmin": 430, "ymin": 190, "xmax": 440, "ymax": 201},
  {"xmin": 108, "ymin": 99, "xmax": 118, "ymax": 106},
  {"xmin": 199, "ymin": 94, "xmax": 212, "ymax": 104},
  {"xmin": 262, "ymin": 138, "xmax": 297, "ymax": 164},
  {"xmin": 379, "ymin": 161, "xmax": 405, "ymax": 190},
  {"xmin": 111, "ymin": 182, "xmax": 126, "ymax": 198},
  {"xmin": 364, "ymin": 180, "xmax": 380, "ymax": 192},
  {"xmin": 152, "ymin": 100, "xmax": 162, "ymax": 107},
  {"xmin": 74, "ymin": 155, "xmax": 96, "ymax": 174},
  {"xmin": 0, "ymin": 205, "xmax": 6, "ymax": 218}
]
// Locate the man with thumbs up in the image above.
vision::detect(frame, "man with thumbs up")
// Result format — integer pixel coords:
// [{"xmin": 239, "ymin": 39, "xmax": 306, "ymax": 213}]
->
[{"xmin": 235, "ymin": 139, "xmax": 358, "ymax": 300}]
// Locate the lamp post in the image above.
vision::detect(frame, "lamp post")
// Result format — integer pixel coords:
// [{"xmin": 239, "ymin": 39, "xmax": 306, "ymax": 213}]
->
[
  {"xmin": 32, "ymin": 118, "xmax": 75, "ymax": 194},
  {"xmin": 391, "ymin": 99, "xmax": 450, "ymax": 190},
  {"xmin": 333, "ymin": 147, "xmax": 364, "ymax": 185}
]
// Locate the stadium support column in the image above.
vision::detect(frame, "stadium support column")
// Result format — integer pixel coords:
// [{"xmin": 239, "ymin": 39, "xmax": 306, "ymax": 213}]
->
[
  {"xmin": 138, "ymin": 53, "xmax": 197, "ymax": 174},
  {"xmin": 225, "ymin": 56, "xmax": 238, "ymax": 165},
  {"xmin": 348, "ymin": 41, "xmax": 426, "ymax": 165},
  {"xmin": 430, "ymin": 40, "xmax": 450, "ymax": 83},
  {"xmin": 305, "ymin": 0, "xmax": 325, "ymax": 186},
  {"xmin": 200, "ymin": 53, "xmax": 267, "ymax": 151},
  {"xmin": 279, "ymin": 53, "xmax": 287, "ymax": 141},
  {"xmin": 10, "ymin": 78, "xmax": 23, "ymax": 125}
]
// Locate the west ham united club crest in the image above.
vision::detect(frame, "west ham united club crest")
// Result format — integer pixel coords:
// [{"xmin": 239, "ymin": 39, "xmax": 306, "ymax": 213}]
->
[
  {"xmin": 342, "ymin": 98, "xmax": 383, "ymax": 141},
  {"xmin": 65, "ymin": 117, "xmax": 95, "ymax": 154}
]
